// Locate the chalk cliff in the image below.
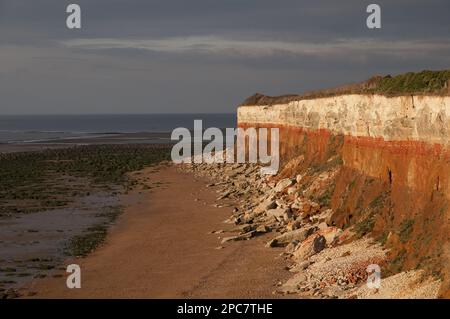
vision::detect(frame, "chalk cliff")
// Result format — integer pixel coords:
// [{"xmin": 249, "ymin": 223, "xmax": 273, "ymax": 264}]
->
[
  {"xmin": 238, "ymin": 83, "xmax": 450, "ymax": 297},
  {"xmin": 239, "ymin": 95, "xmax": 450, "ymax": 144}
]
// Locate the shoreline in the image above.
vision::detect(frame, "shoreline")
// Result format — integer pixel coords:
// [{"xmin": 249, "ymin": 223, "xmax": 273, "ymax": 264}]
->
[
  {"xmin": 20, "ymin": 165, "xmax": 290, "ymax": 298},
  {"xmin": 0, "ymin": 144, "xmax": 171, "ymax": 298}
]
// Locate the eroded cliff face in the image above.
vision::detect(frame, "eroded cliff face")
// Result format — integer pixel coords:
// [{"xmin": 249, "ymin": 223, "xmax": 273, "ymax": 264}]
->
[{"xmin": 238, "ymin": 94, "xmax": 450, "ymax": 297}]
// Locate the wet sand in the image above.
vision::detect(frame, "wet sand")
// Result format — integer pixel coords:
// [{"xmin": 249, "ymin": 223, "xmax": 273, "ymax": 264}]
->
[
  {"xmin": 23, "ymin": 165, "xmax": 290, "ymax": 298},
  {"xmin": 0, "ymin": 192, "xmax": 121, "ymax": 292}
]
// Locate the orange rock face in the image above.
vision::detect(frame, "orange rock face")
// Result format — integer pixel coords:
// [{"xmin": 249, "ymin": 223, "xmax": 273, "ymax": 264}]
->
[{"xmin": 238, "ymin": 120, "xmax": 450, "ymax": 296}]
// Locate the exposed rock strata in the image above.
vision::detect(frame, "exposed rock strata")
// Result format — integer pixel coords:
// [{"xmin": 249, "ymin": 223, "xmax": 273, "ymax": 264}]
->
[
  {"xmin": 237, "ymin": 93, "xmax": 450, "ymax": 298},
  {"xmin": 173, "ymin": 89, "xmax": 450, "ymax": 298},
  {"xmin": 239, "ymin": 95, "xmax": 450, "ymax": 144}
]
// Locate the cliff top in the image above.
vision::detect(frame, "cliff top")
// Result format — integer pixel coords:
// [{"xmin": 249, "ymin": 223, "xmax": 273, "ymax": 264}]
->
[{"xmin": 241, "ymin": 70, "xmax": 450, "ymax": 106}]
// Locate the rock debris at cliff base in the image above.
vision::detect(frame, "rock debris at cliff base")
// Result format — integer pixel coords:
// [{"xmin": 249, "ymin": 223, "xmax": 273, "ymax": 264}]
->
[{"xmin": 178, "ymin": 158, "xmax": 442, "ymax": 299}]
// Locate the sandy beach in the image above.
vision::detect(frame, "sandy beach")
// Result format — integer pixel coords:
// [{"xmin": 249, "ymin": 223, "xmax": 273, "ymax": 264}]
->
[{"xmin": 20, "ymin": 165, "xmax": 289, "ymax": 298}]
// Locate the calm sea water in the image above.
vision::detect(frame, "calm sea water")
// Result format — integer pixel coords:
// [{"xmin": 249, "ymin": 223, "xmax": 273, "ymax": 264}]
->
[{"xmin": 0, "ymin": 114, "xmax": 236, "ymax": 143}]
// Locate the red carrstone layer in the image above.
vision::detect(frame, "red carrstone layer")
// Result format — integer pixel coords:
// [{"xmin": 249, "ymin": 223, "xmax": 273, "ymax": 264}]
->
[
  {"xmin": 238, "ymin": 122, "xmax": 450, "ymax": 159},
  {"xmin": 238, "ymin": 122, "xmax": 450, "ymax": 195}
]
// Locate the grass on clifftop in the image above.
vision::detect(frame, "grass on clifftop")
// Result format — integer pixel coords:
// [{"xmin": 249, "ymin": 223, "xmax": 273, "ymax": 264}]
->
[
  {"xmin": 241, "ymin": 69, "xmax": 450, "ymax": 106},
  {"xmin": 367, "ymin": 70, "xmax": 450, "ymax": 95}
]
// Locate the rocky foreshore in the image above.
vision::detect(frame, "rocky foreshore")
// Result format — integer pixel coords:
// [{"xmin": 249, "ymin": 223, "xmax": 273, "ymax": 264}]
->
[{"xmin": 178, "ymin": 161, "xmax": 441, "ymax": 299}]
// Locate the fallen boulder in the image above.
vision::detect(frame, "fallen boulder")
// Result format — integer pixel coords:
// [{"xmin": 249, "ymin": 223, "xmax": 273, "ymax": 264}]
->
[
  {"xmin": 317, "ymin": 226, "xmax": 342, "ymax": 245},
  {"xmin": 221, "ymin": 230, "xmax": 256, "ymax": 244},
  {"xmin": 253, "ymin": 199, "xmax": 277, "ymax": 215},
  {"xmin": 266, "ymin": 208, "xmax": 292, "ymax": 222},
  {"xmin": 293, "ymin": 234, "xmax": 326, "ymax": 260},
  {"xmin": 256, "ymin": 225, "xmax": 270, "ymax": 233},
  {"xmin": 268, "ymin": 226, "xmax": 317, "ymax": 247},
  {"xmin": 274, "ymin": 178, "xmax": 294, "ymax": 193}
]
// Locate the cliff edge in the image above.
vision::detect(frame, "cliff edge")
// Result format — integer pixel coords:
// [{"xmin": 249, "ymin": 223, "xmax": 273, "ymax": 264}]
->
[{"xmin": 241, "ymin": 70, "xmax": 450, "ymax": 106}]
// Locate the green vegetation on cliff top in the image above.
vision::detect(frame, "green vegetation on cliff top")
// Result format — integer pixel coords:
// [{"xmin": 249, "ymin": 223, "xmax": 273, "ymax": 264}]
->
[
  {"xmin": 242, "ymin": 69, "xmax": 450, "ymax": 106},
  {"xmin": 370, "ymin": 70, "xmax": 450, "ymax": 94}
]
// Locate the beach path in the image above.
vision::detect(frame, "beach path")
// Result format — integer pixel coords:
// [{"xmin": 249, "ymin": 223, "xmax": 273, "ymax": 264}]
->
[{"xmin": 23, "ymin": 165, "xmax": 289, "ymax": 298}]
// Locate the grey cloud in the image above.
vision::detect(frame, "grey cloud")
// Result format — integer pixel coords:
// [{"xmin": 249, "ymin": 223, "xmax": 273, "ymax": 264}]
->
[
  {"xmin": 61, "ymin": 36, "xmax": 450, "ymax": 59},
  {"xmin": 0, "ymin": 0, "xmax": 449, "ymax": 114}
]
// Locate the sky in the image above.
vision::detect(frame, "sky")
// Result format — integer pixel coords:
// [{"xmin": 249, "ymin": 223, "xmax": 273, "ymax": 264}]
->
[{"xmin": 0, "ymin": 0, "xmax": 449, "ymax": 114}]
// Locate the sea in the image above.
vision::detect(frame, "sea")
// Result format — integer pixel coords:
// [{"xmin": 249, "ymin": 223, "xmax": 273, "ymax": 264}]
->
[{"xmin": 0, "ymin": 114, "xmax": 236, "ymax": 144}]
